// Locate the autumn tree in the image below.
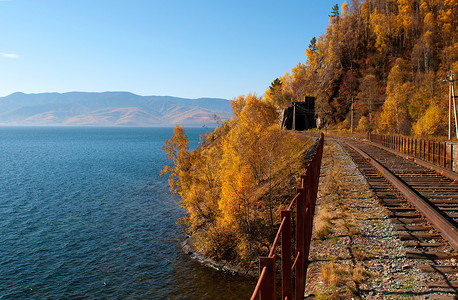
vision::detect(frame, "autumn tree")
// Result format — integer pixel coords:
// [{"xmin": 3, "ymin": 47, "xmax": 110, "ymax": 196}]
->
[
  {"xmin": 271, "ymin": 0, "xmax": 457, "ymax": 136},
  {"xmin": 162, "ymin": 94, "xmax": 311, "ymax": 265},
  {"xmin": 357, "ymin": 74, "xmax": 380, "ymax": 126},
  {"xmin": 378, "ymin": 58, "xmax": 413, "ymax": 134}
]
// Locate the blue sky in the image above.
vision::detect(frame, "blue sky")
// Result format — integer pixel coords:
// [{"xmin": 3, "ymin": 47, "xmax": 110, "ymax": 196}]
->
[{"xmin": 0, "ymin": 0, "xmax": 343, "ymax": 99}]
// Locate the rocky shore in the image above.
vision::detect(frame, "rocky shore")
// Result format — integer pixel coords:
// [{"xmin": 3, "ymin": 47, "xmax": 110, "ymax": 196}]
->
[{"xmin": 181, "ymin": 235, "xmax": 257, "ymax": 278}]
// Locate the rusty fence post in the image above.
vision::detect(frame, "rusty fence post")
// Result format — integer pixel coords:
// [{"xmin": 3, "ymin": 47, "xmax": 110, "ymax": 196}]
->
[
  {"xmin": 443, "ymin": 142, "xmax": 446, "ymax": 168},
  {"xmin": 427, "ymin": 140, "xmax": 430, "ymax": 162},
  {"xmin": 303, "ymin": 172, "xmax": 314, "ymax": 275},
  {"xmin": 438, "ymin": 142, "xmax": 441, "ymax": 166},
  {"xmin": 451, "ymin": 144, "xmax": 454, "ymax": 171},
  {"xmin": 424, "ymin": 140, "xmax": 427, "ymax": 160},
  {"xmin": 259, "ymin": 256, "xmax": 276, "ymax": 300},
  {"xmin": 425, "ymin": 140, "xmax": 428, "ymax": 160},
  {"xmin": 441, "ymin": 143, "xmax": 442, "ymax": 167},
  {"xmin": 410, "ymin": 138, "xmax": 414, "ymax": 155},
  {"xmin": 434, "ymin": 142, "xmax": 437, "ymax": 164},
  {"xmin": 424, "ymin": 140, "xmax": 426, "ymax": 160},
  {"xmin": 281, "ymin": 210, "xmax": 292, "ymax": 300},
  {"xmin": 420, "ymin": 140, "xmax": 425, "ymax": 159},
  {"xmin": 251, "ymin": 134, "xmax": 325, "ymax": 300},
  {"xmin": 295, "ymin": 187, "xmax": 306, "ymax": 300}
]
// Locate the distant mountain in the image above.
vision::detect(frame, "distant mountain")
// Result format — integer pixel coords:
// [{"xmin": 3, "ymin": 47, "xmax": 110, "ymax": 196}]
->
[{"xmin": 0, "ymin": 92, "xmax": 233, "ymax": 126}]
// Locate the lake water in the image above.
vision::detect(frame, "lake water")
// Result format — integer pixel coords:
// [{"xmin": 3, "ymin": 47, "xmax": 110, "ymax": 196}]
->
[{"xmin": 0, "ymin": 126, "xmax": 255, "ymax": 299}]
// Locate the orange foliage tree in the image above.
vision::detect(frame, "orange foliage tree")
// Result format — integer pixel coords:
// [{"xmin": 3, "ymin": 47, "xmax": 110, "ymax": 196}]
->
[{"xmin": 162, "ymin": 94, "xmax": 311, "ymax": 265}]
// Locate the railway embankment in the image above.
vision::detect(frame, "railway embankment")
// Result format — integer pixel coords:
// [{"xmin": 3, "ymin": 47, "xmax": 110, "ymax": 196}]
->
[{"xmin": 304, "ymin": 139, "xmax": 457, "ymax": 299}]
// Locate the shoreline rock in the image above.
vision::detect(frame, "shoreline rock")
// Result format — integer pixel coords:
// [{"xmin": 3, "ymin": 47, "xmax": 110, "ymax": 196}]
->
[{"xmin": 181, "ymin": 235, "xmax": 257, "ymax": 278}]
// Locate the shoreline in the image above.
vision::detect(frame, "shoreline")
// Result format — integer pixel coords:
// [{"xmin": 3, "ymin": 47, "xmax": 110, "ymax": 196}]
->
[{"xmin": 181, "ymin": 236, "xmax": 257, "ymax": 278}]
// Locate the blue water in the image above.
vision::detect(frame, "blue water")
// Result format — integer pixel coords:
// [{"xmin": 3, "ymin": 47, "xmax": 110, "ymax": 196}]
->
[{"xmin": 0, "ymin": 127, "xmax": 254, "ymax": 299}]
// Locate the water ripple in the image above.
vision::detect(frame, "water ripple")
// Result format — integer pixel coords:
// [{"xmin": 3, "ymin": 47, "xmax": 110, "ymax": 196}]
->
[{"xmin": 0, "ymin": 127, "xmax": 254, "ymax": 299}]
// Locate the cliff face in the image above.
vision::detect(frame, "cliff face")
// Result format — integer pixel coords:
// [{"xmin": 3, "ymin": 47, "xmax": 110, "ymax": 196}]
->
[{"xmin": 0, "ymin": 92, "xmax": 232, "ymax": 126}]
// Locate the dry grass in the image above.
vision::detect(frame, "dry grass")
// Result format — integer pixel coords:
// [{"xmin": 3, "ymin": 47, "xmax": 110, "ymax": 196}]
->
[
  {"xmin": 314, "ymin": 205, "xmax": 333, "ymax": 240},
  {"xmin": 307, "ymin": 142, "xmax": 373, "ymax": 298},
  {"xmin": 320, "ymin": 261, "xmax": 367, "ymax": 299},
  {"xmin": 321, "ymin": 261, "xmax": 347, "ymax": 298},
  {"xmin": 352, "ymin": 264, "xmax": 370, "ymax": 283},
  {"xmin": 352, "ymin": 246, "xmax": 367, "ymax": 261}
]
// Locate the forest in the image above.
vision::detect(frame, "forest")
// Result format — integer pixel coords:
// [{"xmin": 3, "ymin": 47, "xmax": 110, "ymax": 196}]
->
[
  {"xmin": 267, "ymin": 0, "xmax": 457, "ymax": 137},
  {"xmin": 162, "ymin": 0, "xmax": 457, "ymax": 267}
]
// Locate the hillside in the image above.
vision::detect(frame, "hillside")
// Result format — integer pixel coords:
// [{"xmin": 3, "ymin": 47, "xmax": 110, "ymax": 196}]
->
[
  {"xmin": 266, "ymin": 0, "xmax": 457, "ymax": 137},
  {"xmin": 0, "ymin": 92, "xmax": 232, "ymax": 126}
]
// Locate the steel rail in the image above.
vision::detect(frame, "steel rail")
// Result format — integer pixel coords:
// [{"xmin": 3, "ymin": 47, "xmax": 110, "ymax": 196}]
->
[{"xmin": 342, "ymin": 140, "xmax": 458, "ymax": 252}]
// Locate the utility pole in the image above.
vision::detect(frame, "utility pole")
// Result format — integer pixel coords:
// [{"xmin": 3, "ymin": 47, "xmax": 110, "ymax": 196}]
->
[
  {"xmin": 444, "ymin": 73, "xmax": 457, "ymax": 140},
  {"xmin": 293, "ymin": 102, "xmax": 296, "ymax": 130},
  {"xmin": 350, "ymin": 96, "xmax": 354, "ymax": 133}
]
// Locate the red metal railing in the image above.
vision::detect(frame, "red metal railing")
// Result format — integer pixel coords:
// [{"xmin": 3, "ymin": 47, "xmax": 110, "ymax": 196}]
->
[
  {"xmin": 250, "ymin": 133, "xmax": 324, "ymax": 300},
  {"xmin": 369, "ymin": 134, "xmax": 454, "ymax": 171}
]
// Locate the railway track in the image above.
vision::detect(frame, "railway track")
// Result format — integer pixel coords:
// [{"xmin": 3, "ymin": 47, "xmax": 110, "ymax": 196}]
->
[{"xmin": 334, "ymin": 137, "xmax": 458, "ymax": 295}]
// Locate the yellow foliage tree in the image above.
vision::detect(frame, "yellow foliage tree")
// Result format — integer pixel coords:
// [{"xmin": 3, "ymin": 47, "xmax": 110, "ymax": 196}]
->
[
  {"xmin": 412, "ymin": 103, "xmax": 446, "ymax": 136},
  {"xmin": 378, "ymin": 59, "xmax": 413, "ymax": 134},
  {"xmin": 356, "ymin": 115, "xmax": 370, "ymax": 133},
  {"xmin": 162, "ymin": 94, "xmax": 311, "ymax": 265},
  {"xmin": 161, "ymin": 125, "xmax": 192, "ymax": 195}
]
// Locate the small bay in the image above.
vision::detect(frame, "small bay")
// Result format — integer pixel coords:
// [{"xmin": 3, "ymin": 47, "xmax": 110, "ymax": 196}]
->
[{"xmin": 0, "ymin": 126, "xmax": 254, "ymax": 299}]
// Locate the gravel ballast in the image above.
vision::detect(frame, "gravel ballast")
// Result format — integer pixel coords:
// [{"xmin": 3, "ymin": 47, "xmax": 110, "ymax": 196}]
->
[{"xmin": 304, "ymin": 140, "xmax": 457, "ymax": 299}]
